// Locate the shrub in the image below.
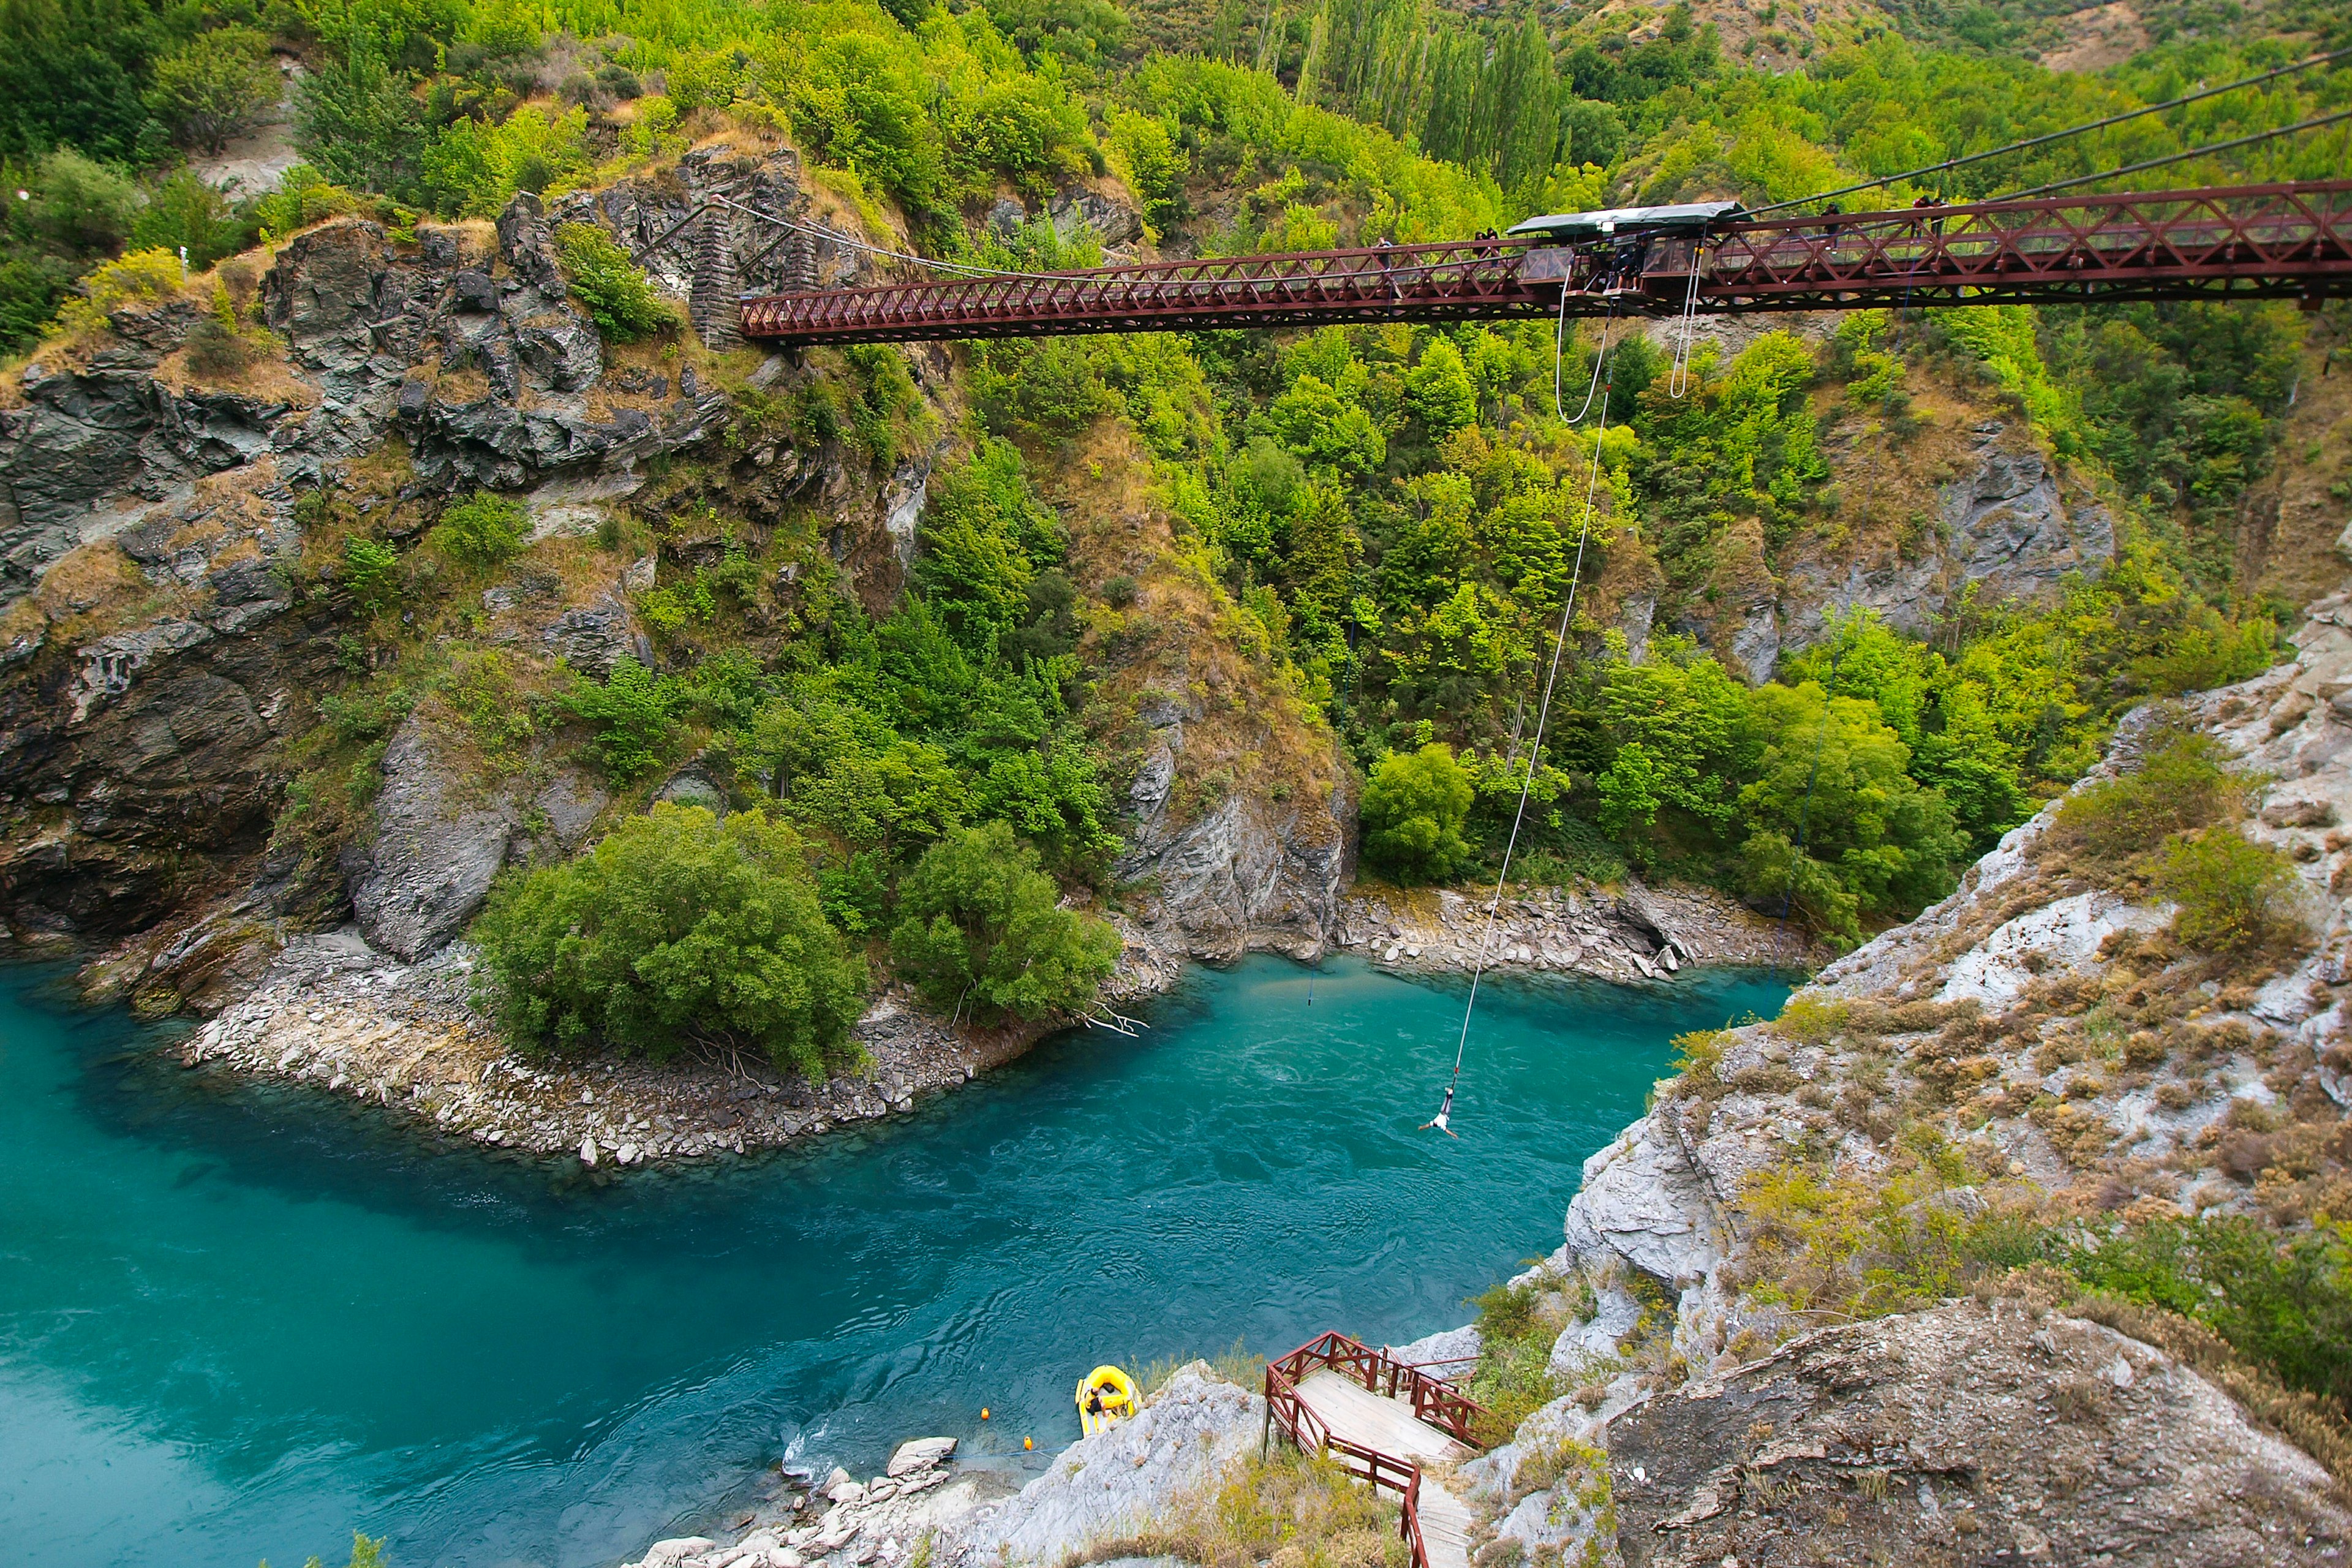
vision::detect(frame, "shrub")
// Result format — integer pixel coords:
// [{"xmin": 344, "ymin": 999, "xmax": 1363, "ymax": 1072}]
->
[
  {"xmin": 2056, "ymin": 731, "xmax": 2242, "ymax": 863},
  {"xmin": 473, "ymin": 805, "xmax": 867, "ymax": 1076},
  {"xmin": 889, "ymin": 821, "xmax": 1120, "ymax": 1025},
  {"xmin": 1360, "ymin": 743, "xmax": 1474, "ymax": 884},
  {"xmin": 341, "ymin": 535, "xmax": 402, "ymax": 613},
  {"xmin": 554, "ymin": 221, "xmax": 677, "ymax": 342},
  {"xmin": 253, "ymin": 164, "xmax": 369, "ymax": 243},
  {"xmin": 21, "ymin": 148, "xmax": 138, "ymax": 256},
  {"xmin": 430, "ymin": 491, "xmax": 528, "ymax": 568},
  {"xmin": 147, "ymin": 26, "xmax": 280, "ymax": 153},
  {"xmin": 183, "ymin": 282, "xmax": 252, "ymax": 377},
  {"xmin": 50, "ymin": 246, "xmax": 182, "ymax": 335},
  {"xmin": 562, "ymin": 657, "xmax": 679, "ymax": 782},
  {"xmin": 2153, "ymin": 827, "xmax": 2302, "ymax": 954},
  {"xmin": 2062, "ymin": 1217, "xmax": 2352, "ymax": 1413},
  {"xmin": 1100, "ymin": 574, "xmax": 1137, "ymax": 608}
]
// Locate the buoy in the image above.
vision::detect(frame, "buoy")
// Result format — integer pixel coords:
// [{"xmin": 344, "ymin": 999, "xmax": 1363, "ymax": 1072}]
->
[
  {"xmin": 1023, "ymin": 1436, "xmax": 1033, "ymax": 1450},
  {"xmin": 981, "ymin": 1408, "xmax": 990, "ymax": 1420}
]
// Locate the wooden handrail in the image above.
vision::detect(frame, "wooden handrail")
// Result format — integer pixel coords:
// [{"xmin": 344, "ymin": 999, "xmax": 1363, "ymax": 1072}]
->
[{"xmin": 1262, "ymin": 1332, "xmax": 1488, "ymax": 1568}]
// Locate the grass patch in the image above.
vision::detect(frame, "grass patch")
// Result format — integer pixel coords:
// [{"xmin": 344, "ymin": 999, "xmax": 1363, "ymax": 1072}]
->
[
  {"xmin": 1077, "ymin": 1446, "xmax": 1407, "ymax": 1568},
  {"xmin": 1465, "ymin": 1267, "xmax": 1588, "ymax": 1447}
]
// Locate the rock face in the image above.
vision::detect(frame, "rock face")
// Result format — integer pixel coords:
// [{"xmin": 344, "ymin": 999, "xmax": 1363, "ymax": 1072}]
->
[
  {"xmin": 341, "ymin": 717, "xmax": 519, "ymax": 961},
  {"xmin": 1117, "ymin": 783, "xmax": 1351, "ymax": 960},
  {"xmin": 1114, "ymin": 684, "xmax": 1352, "ymax": 960},
  {"xmin": 947, "ymin": 1363, "xmax": 1265, "ymax": 1566},
  {"xmin": 0, "ymin": 587, "xmax": 344, "ymax": 941},
  {"xmin": 1774, "ymin": 430, "xmax": 2116, "ymax": 666},
  {"xmin": 1332, "ymin": 878, "xmax": 1802, "ymax": 984},
  {"xmin": 1608, "ymin": 1300, "xmax": 2352, "ymax": 1567}
]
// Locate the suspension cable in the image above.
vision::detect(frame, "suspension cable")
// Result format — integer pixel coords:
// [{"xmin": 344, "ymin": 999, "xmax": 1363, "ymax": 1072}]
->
[
  {"xmin": 1996, "ymin": 107, "xmax": 2352, "ymax": 198},
  {"xmin": 1438, "ymin": 328, "xmax": 1619, "ymax": 1122},
  {"xmin": 1750, "ymin": 43, "xmax": 2352, "ymax": 216}
]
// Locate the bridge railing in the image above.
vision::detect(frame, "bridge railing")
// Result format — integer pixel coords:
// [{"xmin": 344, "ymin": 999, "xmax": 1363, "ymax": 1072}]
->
[
  {"xmin": 738, "ymin": 180, "xmax": 2352, "ymax": 344},
  {"xmin": 1262, "ymin": 1332, "xmax": 1488, "ymax": 1568}
]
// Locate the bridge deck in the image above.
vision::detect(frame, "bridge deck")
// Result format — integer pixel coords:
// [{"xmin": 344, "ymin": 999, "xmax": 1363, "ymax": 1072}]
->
[
  {"xmin": 1294, "ymin": 1369, "xmax": 1474, "ymax": 1465},
  {"xmin": 739, "ymin": 181, "xmax": 2352, "ymax": 346}
]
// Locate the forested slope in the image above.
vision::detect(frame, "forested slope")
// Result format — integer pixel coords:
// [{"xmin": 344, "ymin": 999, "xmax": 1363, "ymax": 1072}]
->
[{"xmin": 0, "ymin": 0, "xmax": 2345, "ymax": 1036}]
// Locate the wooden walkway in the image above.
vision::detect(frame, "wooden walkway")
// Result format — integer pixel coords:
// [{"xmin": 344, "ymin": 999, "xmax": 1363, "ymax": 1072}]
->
[
  {"xmin": 1262, "ymin": 1335, "xmax": 1487, "ymax": 1568},
  {"xmin": 1294, "ymin": 1370, "xmax": 1474, "ymax": 1465}
]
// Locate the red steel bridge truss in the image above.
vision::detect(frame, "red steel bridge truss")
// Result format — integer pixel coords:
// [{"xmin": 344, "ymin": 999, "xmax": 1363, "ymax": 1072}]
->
[{"xmin": 737, "ymin": 181, "xmax": 2352, "ymax": 346}]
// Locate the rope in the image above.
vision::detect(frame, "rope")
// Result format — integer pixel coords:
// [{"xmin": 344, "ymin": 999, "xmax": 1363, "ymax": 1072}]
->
[
  {"xmin": 1434, "ymin": 316, "xmax": 1619, "ymax": 1126},
  {"xmin": 1749, "ymin": 44, "xmax": 2352, "ymax": 216},
  {"xmin": 1556, "ymin": 285, "xmax": 1612, "ymax": 425},
  {"xmin": 1997, "ymin": 108, "xmax": 2352, "ymax": 199},
  {"xmin": 1667, "ymin": 246, "xmax": 1705, "ymax": 399}
]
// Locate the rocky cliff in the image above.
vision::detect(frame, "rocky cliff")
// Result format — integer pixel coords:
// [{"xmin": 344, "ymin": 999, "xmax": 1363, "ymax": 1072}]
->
[{"xmin": 0, "ymin": 143, "xmax": 1367, "ymax": 1144}]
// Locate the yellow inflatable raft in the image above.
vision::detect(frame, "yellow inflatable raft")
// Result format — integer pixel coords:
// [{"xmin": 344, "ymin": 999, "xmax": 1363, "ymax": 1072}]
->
[{"xmin": 1075, "ymin": 1365, "xmax": 1138, "ymax": 1435}]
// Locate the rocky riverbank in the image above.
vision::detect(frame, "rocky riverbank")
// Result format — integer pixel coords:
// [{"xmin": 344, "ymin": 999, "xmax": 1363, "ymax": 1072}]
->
[
  {"xmin": 1333, "ymin": 878, "xmax": 1808, "ymax": 982},
  {"xmin": 167, "ymin": 921, "xmax": 1182, "ymax": 1166},
  {"xmin": 152, "ymin": 858, "xmax": 1777, "ymax": 1167}
]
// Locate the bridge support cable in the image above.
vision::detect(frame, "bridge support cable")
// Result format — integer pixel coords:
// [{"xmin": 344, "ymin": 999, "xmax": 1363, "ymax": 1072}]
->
[
  {"xmin": 1747, "ymin": 44, "xmax": 2352, "ymax": 217},
  {"xmin": 2001, "ymin": 108, "xmax": 2352, "ymax": 200}
]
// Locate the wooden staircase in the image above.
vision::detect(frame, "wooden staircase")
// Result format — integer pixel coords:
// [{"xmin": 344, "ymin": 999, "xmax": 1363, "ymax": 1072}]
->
[{"xmin": 1264, "ymin": 1333, "xmax": 1488, "ymax": 1568}]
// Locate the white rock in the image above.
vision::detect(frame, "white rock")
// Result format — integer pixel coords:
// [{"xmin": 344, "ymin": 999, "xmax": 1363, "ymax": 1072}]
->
[
  {"xmin": 888, "ymin": 1436, "xmax": 957, "ymax": 1477},
  {"xmin": 618, "ymin": 1142, "xmax": 641, "ymax": 1165},
  {"xmin": 1936, "ymin": 891, "xmax": 2168, "ymax": 1007},
  {"xmin": 644, "ymin": 1540, "xmax": 717, "ymax": 1568},
  {"xmin": 1561, "ymin": 1120, "xmax": 1726, "ymax": 1287},
  {"xmin": 580, "ymin": 1136, "xmax": 598, "ymax": 1166}
]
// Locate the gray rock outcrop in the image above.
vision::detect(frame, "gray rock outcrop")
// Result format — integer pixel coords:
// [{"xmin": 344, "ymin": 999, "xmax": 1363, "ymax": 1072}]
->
[
  {"xmin": 1775, "ymin": 431, "xmax": 2116, "ymax": 665},
  {"xmin": 341, "ymin": 717, "xmax": 517, "ymax": 962},
  {"xmin": 1114, "ymin": 688, "xmax": 1352, "ymax": 960},
  {"xmin": 949, "ymin": 1363, "xmax": 1264, "ymax": 1565},
  {"xmin": 1608, "ymin": 1300, "xmax": 2352, "ymax": 1566}
]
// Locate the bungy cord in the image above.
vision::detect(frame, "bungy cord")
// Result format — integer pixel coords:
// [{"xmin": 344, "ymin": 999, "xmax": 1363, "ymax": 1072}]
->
[{"xmin": 1426, "ymin": 288, "xmax": 1618, "ymax": 1137}]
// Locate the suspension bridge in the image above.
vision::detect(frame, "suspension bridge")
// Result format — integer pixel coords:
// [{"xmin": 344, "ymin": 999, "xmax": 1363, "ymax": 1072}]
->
[{"xmin": 735, "ymin": 180, "xmax": 2352, "ymax": 346}]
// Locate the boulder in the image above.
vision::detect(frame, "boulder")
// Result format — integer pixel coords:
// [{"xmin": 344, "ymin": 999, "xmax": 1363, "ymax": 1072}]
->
[
  {"xmin": 342, "ymin": 716, "xmax": 514, "ymax": 961},
  {"xmin": 1561, "ymin": 1116, "xmax": 1727, "ymax": 1289},
  {"xmin": 1607, "ymin": 1300, "xmax": 2352, "ymax": 1567},
  {"xmin": 888, "ymin": 1437, "xmax": 957, "ymax": 1477}
]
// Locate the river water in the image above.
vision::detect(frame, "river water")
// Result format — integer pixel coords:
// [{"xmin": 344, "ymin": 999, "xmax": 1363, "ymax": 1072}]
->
[{"xmin": 0, "ymin": 955, "xmax": 1786, "ymax": 1568}]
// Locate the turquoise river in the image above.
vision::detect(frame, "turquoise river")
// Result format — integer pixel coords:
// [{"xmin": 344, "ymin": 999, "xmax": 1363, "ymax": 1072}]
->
[{"xmin": 0, "ymin": 955, "xmax": 1787, "ymax": 1568}]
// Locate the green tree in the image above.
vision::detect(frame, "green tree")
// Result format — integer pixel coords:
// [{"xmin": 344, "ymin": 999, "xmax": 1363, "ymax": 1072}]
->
[
  {"xmin": 888, "ymin": 821, "xmax": 1120, "ymax": 1024},
  {"xmin": 1360, "ymin": 742, "xmax": 1476, "ymax": 883},
  {"xmin": 473, "ymin": 805, "xmax": 868, "ymax": 1075},
  {"xmin": 1404, "ymin": 337, "xmax": 1479, "ymax": 436},
  {"xmin": 2154, "ymin": 829, "xmax": 2303, "ymax": 954},
  {"xmin": 554, "ymin": 222, "xmax": 677, "ymax": 341},
  {"xmin": 147, "ymin": 27, "xmax": 279, "ymax": 153},
  {"xmin": 563, "ymin": 658, "xmax": 680, "ymax": 782}
]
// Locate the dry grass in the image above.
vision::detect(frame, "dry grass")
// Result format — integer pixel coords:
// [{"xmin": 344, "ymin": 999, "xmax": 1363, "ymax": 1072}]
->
[
  {"xmin": 1072, "ymin": 1446, "xmax": 1407, "ymax": 1568},
  {"xmin": 1050, "ymin": 422, "xmax": 1344, "ymax": 846}
]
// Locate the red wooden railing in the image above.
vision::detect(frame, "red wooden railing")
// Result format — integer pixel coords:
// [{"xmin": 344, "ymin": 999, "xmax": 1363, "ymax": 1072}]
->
[
  {"xmin": 1261, "ymin": 1332, "xmax": 1487, "ymax": 1568},
  {"xmin": 739, "ymin": 181, "xmax": 2352, "ymax": 345}
]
